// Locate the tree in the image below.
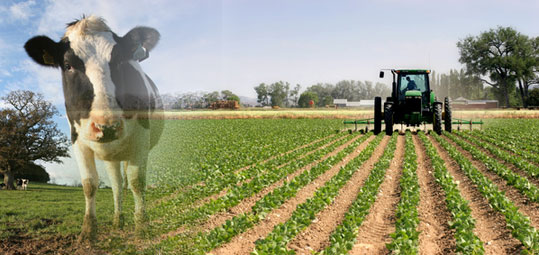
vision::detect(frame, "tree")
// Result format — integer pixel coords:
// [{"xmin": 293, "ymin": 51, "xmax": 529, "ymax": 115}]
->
[
  {"xmin": 298, "ymin": 91, "xmax": 319, "ymax": 108},
  {"xmin": 268, "ymin": 81, "xmax": 288, "ymax": 107},
  {"xmin": 0, "ymin": 91, "xmax": 69, "ymax": 189},
  {"xmin": 457, "ymin": 27, "xmax": 537, "ymax": 107},
  {"xmin": 289, "ymin": 84, "xmax": 301, "ymax": 107},
  {"xmin": 254, "ymin": 83, "xmax": 270, "ymax": 106},
  {"xmin": 221, "ymin": 90, "xmax": 240, "ymax": 103},
  {"xmin": 306, "ymin": 83, "xmax": 334, "ymax": 106},
  {"xmin": 202, "ymin": 91, "xmax": 220, "ymax": 107}
]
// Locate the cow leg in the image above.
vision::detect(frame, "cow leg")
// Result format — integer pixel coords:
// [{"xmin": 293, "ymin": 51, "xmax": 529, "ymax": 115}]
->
[
  {"xmin": 104, "ymin": 161, "xmax": 123, "ymax": 228},
  {"xmin": 74, "ymin": 143, "xmax": 98, "ymax": 242},
  {"xmin": 126, "ymin": 158, "xmax": 148, "ymax": 237}
]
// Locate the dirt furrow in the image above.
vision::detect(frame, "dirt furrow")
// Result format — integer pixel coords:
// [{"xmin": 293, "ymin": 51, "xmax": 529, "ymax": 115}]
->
[
  {"xmin": 457, "ymin": 133, "xmax": 539, "ymax": 188},
  {"xmin": 429, "ymin": 135, "xmax": 522, "ymax": 255},
  {"xmin": 202, "ymin": 134, "xmax": 361, "ymax": 233},
  {"xmin": 442, "ymin": 136, "xmax": 539, "ymax": 229},
  {"xmin": 286, "ymin": 135, "xmax": 400, "ymax": 254},
  {"xmin": 209, "ymin": 135, "xmax": 391, "ymax": 255},
  {"xmin": 148, "ymin": 134, "xmax": 336, "ymax": 209},
  {"xmin": 348, "ymin": 135, "xmax": 404, "ymax": 255},
  {"xmin": 413, "ymin": 134, "xmax": 456, "ymax": 255}
]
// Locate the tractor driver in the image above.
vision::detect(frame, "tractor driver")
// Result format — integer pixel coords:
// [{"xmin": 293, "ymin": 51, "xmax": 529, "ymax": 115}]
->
[{"xmin": 405, "ymin": 76, "xmax": 418, "ymax": 91}]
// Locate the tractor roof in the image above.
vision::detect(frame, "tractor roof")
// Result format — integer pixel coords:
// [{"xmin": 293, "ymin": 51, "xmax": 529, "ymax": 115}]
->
[{"xmin": 394, "ymin": 69, "xmax": 431, "ymax": 74}]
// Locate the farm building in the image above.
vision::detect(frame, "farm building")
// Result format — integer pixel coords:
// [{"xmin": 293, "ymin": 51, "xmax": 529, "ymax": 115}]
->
[
  {"xmin": 451, "ymin": 97, "xmax": 498, "ymax": 109},
  {"xmin": 333, "ymin": 99, "xmax": 383, "ymax": 108}
]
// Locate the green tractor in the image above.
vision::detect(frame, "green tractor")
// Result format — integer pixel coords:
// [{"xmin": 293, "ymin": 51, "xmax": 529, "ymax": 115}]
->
[{"xmin": 375, "ymin": 69, "xmax": 451, "ymax": 135}]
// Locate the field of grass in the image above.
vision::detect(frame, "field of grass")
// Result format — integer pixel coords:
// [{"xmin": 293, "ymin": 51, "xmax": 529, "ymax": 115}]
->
[{"xmin": 1, "ymin": 118, "xmax": 538, "ymax": 254}]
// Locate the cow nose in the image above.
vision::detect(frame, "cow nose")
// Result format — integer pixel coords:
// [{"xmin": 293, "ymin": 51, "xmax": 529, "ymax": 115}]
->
[{"xmin": 90, "ymin": 119, "xmax": 122, "ymax": 142}]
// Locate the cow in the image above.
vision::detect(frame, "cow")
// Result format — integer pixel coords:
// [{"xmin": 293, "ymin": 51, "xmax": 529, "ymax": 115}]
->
[
  {"xmin": 24, "ymin": 15, "xmax": 163, "ymax": 241},
  {"xmin": 16, "ymin": 178, "xmax": 29, "ymax": 190}
]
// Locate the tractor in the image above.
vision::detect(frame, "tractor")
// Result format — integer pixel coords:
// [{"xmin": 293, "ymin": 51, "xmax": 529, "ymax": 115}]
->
[{"xmin": 375, "ymin": 69, "xmax": 451, "ymax": 135}]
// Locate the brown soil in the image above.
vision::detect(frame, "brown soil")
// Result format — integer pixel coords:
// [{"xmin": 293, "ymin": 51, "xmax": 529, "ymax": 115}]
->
[
  {"xmin": 429, "ymin": 135, "xmax": 522, "ymax": 255},
  {"xmin": 209, "ymin": 135, "xmax": 390, "ymax": 255},
  {"xmin": 348, "ymin": 135, "xmax": 404, "ymax": 255},
  {"xmin": 442, "ymin": 136, "xmax": 539, "ymax": 229},
  {"xmin": 413, "ymin": 134, "xmax": 456, "ymax": 255},
  {"xmin": 287, "ymin": 135, "xmax": 400, "ymax": 254}
]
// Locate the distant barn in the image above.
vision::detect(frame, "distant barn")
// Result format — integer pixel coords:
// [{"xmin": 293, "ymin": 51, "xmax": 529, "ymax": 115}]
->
[{"xmin": 451, "ymin": 97, "xmax": 498, "ymax": 109}]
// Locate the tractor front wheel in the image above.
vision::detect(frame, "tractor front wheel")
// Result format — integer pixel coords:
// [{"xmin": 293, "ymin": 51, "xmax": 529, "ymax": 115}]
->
[
  {"xmin": 444, "ymin": 97, "xmax": 452, "ymax": 132},
  {"xmin": 374, "ymin": 97, "xmax": 382, "ymax": 134},
  {"xmin": 384, "ymin": 103, "xmax": 393, "ymax": 136},
  {"xmin": 434, "ymin": 102, "xmax": 442, "ymax": 135}
]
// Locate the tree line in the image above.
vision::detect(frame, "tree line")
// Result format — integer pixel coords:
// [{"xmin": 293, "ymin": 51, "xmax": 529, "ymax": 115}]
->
[
  {"xmin": 163, "ymin": 90, "xmax": 241, "ymax": 109},
  {"xmin": 255, "ymin": 80, "xmax": 392, "ymax": 108}
]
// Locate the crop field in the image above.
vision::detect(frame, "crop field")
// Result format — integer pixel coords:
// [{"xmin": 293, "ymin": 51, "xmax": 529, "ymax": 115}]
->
[{"xmin": 1, "ymin": 118, "xmax": 539, "ymax": 254}]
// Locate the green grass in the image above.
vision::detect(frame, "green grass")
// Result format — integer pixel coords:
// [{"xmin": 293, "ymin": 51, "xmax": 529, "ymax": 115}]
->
[{"xmin": 0, "ymin": 183, "xmax": 135, "ymax": 240}]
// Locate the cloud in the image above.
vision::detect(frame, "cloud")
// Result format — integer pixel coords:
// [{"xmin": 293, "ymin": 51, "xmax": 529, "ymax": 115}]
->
[{"xmin": 9, "ymin": 0, "xmax": 36, "ymax": 21}]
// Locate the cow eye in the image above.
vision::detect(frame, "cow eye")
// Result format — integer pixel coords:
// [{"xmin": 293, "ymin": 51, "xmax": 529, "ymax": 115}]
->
[{"xmin": 64, "ymin": 64, "xmax": 72, "ymax": 70}]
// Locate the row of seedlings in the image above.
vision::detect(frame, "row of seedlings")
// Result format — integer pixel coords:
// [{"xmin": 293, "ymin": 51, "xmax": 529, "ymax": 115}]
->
[
  {"xmin": 418, "ymin": 132, "xmax": 484, "ymax": 254},
  {"xmin": 150, "ymin": 132, "xmax": 341, "ymax": 227},
  {"xmin": 458, "ymin": 131, "xmax": 538, "ymax": 177},
  {"xmin": 434, "ymin": 132, "xmax": 539, "ymax": 253},
  {"xmin": 308, "ymin": 132, "xmax": 398, "ymax": 255},
  {"xmin": 152, "ymin": 133, "xmax": 372, "ymax": 253},
  {"xmin": 471, "ymin": 130, "xmax": 539, "ymax": 165},
  {"xmin": 153, "ymin": 132, "xmax": 357, "ymax": 237},
  {"xmin": 386, "ymin": 131, "xmax": 421, "ymax": 254},
  {"xmin": 253, "ymin": 132, "xmax": 393, "ymax": 254},
  {"xmin": 446, "ymin": 132, "xmax": 539, "ymax": 202}
]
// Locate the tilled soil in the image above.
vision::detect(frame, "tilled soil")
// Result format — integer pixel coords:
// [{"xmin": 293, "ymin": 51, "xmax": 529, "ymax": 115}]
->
[
  {"xmin": 429, "ymin": 135, "xmax": 522, "ymax": 255},
  {"xmin": 442, "ymin": 136, "xmax": 539, "ymax": 229},
  {"xmin": 413, "ymin": 135, "xmax": 456, "ymax": 255},
  {"xmin": 287, "ymin": 135, "xmax": 402, "ymax": 255},
  {"xmin": 209, "ymin": 135, "xmax": 389, "ymax": 255},
  {"xmin": 348, "ymin": 135, "xmax": 404, "ymax": 255}
]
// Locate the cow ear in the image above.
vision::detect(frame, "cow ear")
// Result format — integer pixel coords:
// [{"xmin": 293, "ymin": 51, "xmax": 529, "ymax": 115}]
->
[
  {"xmin": 124, "ymin": 26, "xmax": 160, "ymax": 52},
  {"xmin": 24, "ymin": 36, "xmax": 62, "ymax": 67}
]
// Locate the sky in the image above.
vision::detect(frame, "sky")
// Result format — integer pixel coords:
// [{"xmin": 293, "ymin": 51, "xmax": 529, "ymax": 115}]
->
[{"xmin": 1, "ymin": 0, "xmax": 538, "ymax": 184}]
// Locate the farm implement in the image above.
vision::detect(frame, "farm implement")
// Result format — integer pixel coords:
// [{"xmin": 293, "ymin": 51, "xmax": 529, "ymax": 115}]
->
[
  {"xmin": 343, "ymin": 69, "xmax": 483, "ymax": 134},
  {"xmin": 343, "ymin": 118, "xmax": 483, "ymax": 133}
]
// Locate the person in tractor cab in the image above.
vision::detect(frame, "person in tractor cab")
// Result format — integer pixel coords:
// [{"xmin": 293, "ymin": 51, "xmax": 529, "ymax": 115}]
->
[{"xmin": 405, "ymin": 76, "xmax": 418, "ymax": 91}]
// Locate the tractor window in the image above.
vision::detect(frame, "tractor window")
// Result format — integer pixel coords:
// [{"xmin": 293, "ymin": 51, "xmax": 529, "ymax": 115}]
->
[{"xmin": 399, "ymin": 74, "xmax": 427, "ymax": 94}]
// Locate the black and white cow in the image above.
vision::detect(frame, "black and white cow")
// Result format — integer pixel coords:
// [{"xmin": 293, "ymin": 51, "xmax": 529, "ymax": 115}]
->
[{"xmin": 24, "ymin": 16, "xmax": 163, "ymax": 241}]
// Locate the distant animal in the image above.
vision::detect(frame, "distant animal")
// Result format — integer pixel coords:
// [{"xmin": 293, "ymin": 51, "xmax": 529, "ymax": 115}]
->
[
  {"xmin": 24, "ymin": 15, "xmax": 163, "ymax": 241},
  {"xmin": 21, "ymin": 179, "xmax": 29, "ymax": 190},
  {"xmin": 0, "ymin": 183, "xmax": 5, "ymax": 189}
]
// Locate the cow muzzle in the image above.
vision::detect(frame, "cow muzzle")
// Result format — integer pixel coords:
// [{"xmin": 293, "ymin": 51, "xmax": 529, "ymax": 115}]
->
[{"xmin": 89, "ymin": 117, "xmax": 123, "ymax": 143}]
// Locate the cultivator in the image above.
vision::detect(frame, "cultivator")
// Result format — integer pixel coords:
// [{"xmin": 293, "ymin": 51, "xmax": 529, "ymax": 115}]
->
[{"xmin": 342, "ymin": 118, "xmax": 483, "ymax": 133}]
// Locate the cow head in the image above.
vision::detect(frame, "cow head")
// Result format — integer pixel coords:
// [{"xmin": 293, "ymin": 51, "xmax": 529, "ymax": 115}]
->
[{"xmin": 24, "ymin": 16, "xmax": 160, "ymax": 144}]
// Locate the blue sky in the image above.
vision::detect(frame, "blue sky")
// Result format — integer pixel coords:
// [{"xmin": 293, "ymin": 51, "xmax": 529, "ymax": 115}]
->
[{"xmin": 1, "ymin": 0, "xmax": 538, "ymax": 184}]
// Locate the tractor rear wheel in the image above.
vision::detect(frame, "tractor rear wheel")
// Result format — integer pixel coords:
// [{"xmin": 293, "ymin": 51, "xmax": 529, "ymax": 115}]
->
[
  {"xmin": 384, "ymin": 103, "xmax": 393, "ymax": 136},
  {"xmin": 374, "ymin": 97, "xmax": 382, "ymax": 134},
  {"xmin": 434, "ymin": 102, "xmax": 442, "ymax": 135},
  {"xmin": 444, "ymin": 97, "xmax": 452, "ymax": 132}
]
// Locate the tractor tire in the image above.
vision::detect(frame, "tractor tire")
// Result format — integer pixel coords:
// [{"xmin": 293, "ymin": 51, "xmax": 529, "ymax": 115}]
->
[
  {"xmin": 374, "ymin": 97, "xmax": 382, "ymax": 135},
  {"xmin": 444, "ymin": 97, "xmax": 452, "ymax": 132},
  {"xmin": 433, "ymin": 102, "xmax": 442, "ymax": 135},
  {"xmin": 384, "ymin": 103, "xmax": 393, "ymax": 136}
]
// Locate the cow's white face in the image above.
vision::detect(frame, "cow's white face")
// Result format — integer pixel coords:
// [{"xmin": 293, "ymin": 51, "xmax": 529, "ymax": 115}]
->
[{"xmin": 24, "ymin": 16, "xmax": 161, "ymax": 149}]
